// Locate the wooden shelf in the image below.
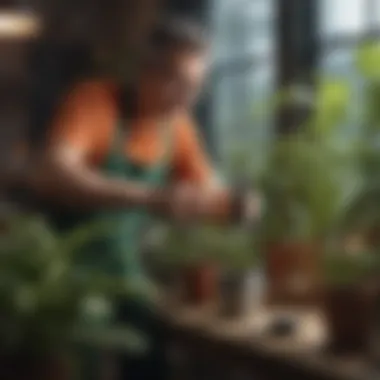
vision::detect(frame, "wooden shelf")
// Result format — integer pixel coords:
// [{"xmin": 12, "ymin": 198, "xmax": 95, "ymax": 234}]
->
[{"xmin": 160, "ymin": 302, "xmax": 377, "ymax": 380}]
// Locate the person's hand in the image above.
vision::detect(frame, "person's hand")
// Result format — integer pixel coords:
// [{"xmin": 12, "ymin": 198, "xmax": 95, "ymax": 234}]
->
[{"xmin": 168, "ymin": 183, "xmax": 232, "ymax": 222}]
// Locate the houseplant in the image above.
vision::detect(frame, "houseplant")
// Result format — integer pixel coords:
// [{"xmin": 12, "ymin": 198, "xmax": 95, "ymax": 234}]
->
[
  {"xmin": 318, "ymin": 42, "xmax": 380, "ymax": 355},
  {"xmin": 155, "ymin": 223, "xmax": 223, "ymax": 306},
  {"xmin": 323, "ymin": 249, "xmax": 380, "ymax": 354},
  {"xmin": 0, "ymin": 213, "xmax": 146, "ymax": 380},
  {"xmin": 257, "ymin": 79, "xmax": 353, "ymax": 306},
  {"xmin": 338, "ymin": 42, "xmax": 380, "ymax": 248}
]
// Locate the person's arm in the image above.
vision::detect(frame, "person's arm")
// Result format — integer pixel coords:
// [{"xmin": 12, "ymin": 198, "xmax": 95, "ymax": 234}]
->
[
  {"xmin": 30, "ymin": 146, "xmax": 167, "ymax": 210},
  {"xmin": 173, "ymin": 115, "xmax": 262, "ymax": 223},
  {"xmin": 28, "ymin": 81, "xmax": 167, "ymax": 212},
  {"xmin": 173, "ymin": 115, "xmax": 214, "ymax": 187}
]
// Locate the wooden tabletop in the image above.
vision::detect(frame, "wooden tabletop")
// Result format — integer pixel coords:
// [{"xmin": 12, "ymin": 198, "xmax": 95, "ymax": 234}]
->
[{"xmin": 159, "ymin": 302, "xmax": 378, "ymax": 380}]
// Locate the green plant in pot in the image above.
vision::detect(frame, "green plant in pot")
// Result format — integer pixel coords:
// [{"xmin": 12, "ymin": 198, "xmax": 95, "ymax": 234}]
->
[
  {"xmin": 156, "ymin": 223, "xmax": 223, "ymax": 306},
  {"xmin": 0, "ymin": 214, "xmax": 146, "ymax": 380},
  {"xmin": 339, "ymin": 42, "xmax": 380, "ymax": 248},
  {"xmin": 257, "ymin": 79, "xmax": 353, "ymax": 306},
  {"xmin": 323, "ymin": 249, "xmax": 380, "ymax": 354}
]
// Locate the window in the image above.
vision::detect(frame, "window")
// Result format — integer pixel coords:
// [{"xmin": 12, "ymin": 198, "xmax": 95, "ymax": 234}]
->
[
  {"xmin": 211, "ymin": 0, "xmax": 275, "ymax": 168},
  {"xmin": 319, "ymin": 0, "xmax": 380, "ymax": 138},
  {"xmin": 320, "ymin": 0, "xmax": 367, "ymax": 37}
]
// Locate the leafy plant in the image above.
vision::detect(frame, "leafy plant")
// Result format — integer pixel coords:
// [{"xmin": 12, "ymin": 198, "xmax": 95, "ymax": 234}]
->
[
  {"xmin": 323, "ymin": 250, "xmax": 380, "ymax": 286},
  {"xmin": 0, "ymin": 213, "xmax": 147, "ymax": 357},
  {"xmin": 336, "ymin": 42, "xmax": 380, "ymax": 241},
  {"xmin": 216, "ymin": 227, "xmax": 260, "ymax": 272},
  {"xmin": 156, "ymin": 223, "xmax": 259, "ymax": 272},
  {"xmin": 256, "ymin": 78, "xmax": 357, "ymax": 243}
]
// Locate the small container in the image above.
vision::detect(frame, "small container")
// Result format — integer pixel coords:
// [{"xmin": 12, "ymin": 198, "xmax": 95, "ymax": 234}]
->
[
  {"xmin": 219, "ymin": 268, "xmax": 265, "ymax": 318},
  {"xmin": 324, "ymin": 281, "xmax": 377, "ymax": 354},
  {"xmin": 265, "ymin": 242, "xmax": 321, "ymax": 306},
  {"xmin": 181, "ymin": 263, "xmax": 219, "ymax": 306}
]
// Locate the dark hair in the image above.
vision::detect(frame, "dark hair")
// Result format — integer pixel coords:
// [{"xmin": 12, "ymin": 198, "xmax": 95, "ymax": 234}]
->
[
  {"xmin": 145, "ymin": 17, "xmax": 208, "ymax": 56},
  {"xmin": 121, "ymin": 18, "xmax": 207, "ymax": 117}
]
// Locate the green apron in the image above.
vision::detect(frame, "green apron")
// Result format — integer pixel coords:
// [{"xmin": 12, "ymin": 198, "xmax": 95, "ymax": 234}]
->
[
  {"xmin": 77, "ymin": 120, "xmax": 172, "ymax": 282},
  {"xmin": 51, "ymin": 117, "xmax": 173, "ymax": 379}
]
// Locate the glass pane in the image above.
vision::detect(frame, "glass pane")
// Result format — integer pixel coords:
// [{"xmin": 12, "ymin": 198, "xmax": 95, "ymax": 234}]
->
[
  {"xmin": 319, "ymin": 0, "xmax": 367, "ymax": 37},
  {"xmin": 320, "ymin": 46, "xmax": 363, "ymax": 139},
  {"xmin": 212, "ymin": 0, "xmax": 275, "ymax": 166},
  {"xmin": 212, "ymin": 0, "xmax": 274, "ymax": 61},
  {"xmin": 372, "ymin": 0, "xmax": 380, "ymax": 27},
  {"xmin": 213, "ymin": 63, "xmax": 274, "ymax": 166}
]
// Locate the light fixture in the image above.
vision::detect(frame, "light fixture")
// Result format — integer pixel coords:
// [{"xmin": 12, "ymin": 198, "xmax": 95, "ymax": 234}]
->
[{"xmin": 0, "ymin": 11, "xmax": 41, "ymax": 39}]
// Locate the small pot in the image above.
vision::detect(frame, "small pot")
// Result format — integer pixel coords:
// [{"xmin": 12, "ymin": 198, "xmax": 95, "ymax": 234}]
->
[
  {"xmin": 219, "ymin": 268, "xmax": 265, "ymax": 318},
  {"xmin": 323, "ymin": 281, "xmax": 378, "ymax": 354},
  {"xmin": 265, "ymin": 242, "xmax": 322, "ymax": 306},
  {"xmin": 181, "ymin": 263, "xmax": 219, "ymax": 306}
]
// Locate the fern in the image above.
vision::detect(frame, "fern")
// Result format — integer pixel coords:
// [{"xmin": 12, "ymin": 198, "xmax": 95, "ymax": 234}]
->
[{"xmin": 0, "ymin": 213, "xmax": 147, "ymax": 355}]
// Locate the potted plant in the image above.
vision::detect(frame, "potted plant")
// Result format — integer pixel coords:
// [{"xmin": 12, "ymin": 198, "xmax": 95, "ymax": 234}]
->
[
  {"xmin": 216, "ymin": 227, "xmax": 264, "ymax": 318},
  {"xmin": 156, "ymin": 224, "xmax": 221, "ymax": 307},
  {"xmin": 0, "ymin": 213, "xmax": 146, "ymax": 380},
  {"xmin": 323, "ymin": 250, "xmax": 380, "ymax": 354},
  {"xmin": 257, "ymin": 80, "xmax": 353, "ymax": 306},
  {"xmin": 338, "ymin": 42, "xmax": 380, "ymax": 249}
]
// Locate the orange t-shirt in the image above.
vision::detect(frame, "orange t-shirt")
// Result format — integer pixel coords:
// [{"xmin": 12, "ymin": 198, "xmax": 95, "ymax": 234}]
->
[{"xmin": 48, "ymin": 80, "xmax": 212, "ymax": 184}]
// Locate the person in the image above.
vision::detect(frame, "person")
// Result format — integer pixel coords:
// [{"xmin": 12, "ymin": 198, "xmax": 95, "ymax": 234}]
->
[{"xmin": 28, "ymin": 18, "xmax": 261, "ymax": 379}]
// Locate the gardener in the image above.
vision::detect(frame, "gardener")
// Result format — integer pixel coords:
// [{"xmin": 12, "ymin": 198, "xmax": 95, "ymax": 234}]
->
[{"xmin": 29, "ymin": 18, "xmax": 261, "ymax": 379}]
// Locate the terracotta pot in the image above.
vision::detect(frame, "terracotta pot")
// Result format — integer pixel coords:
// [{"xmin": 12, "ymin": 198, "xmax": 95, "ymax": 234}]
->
[
  {"xmin": 219, "ymin": 269, "xmax": 265, "ymax": 318},
  {"xmin": 181, "ymin": 263, "xmax": 219, "ymax": 306},
  {"xmin": 324, "ymin": 281, "xmax": 378, "ymax": 354},
  {"xmin": 265, "ymin": 242, "xmax": 322, "ymax": 306}
]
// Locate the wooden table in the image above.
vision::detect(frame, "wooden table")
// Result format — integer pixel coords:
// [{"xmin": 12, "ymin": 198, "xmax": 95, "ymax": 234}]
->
[{"xmin": 159, "ymin": 303, "xmax": 378, "ymax": 380}]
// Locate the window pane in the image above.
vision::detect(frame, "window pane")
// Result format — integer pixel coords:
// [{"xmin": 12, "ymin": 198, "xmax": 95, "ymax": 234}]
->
[
  {"xmin": 212, "ymin": 0, "xmax": 275, "ymax": 167},
  {"xmin": 371, "ymin": 0, "xmax": 380, "ymax": 27},
  {"xmin": 320, "ymin": 45, "xmax": 363, "ymax": 140},
  {"xmin": 319, "ymin": 0, "xmax": 367, "ymax": 37},
  {"xmin": 213, "ymin": 63, "xmax": 274, "ymax": 165},
  {"xmin": 212, "ymin": 0, "xmax": 274, "ymax": 61}
]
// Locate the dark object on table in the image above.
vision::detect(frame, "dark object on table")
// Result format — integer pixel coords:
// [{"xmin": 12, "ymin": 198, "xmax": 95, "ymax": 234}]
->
[
  {"xmin": 219, "ymin": 269, "xmax": 264, "ymax": 319},
  {"xmin": 181, "ymin": 264, "xmax": 219, "ymax": 306},
  {"xmin": 324, "ymin": 282, "xmax": 378, "ymax": 354},
  {"xmin": 266, "ymin": 315, "xmax": 297, "ymax": 337}
]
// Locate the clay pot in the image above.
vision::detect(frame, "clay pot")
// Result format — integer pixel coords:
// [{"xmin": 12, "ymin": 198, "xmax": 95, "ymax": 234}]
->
[
  {"xmin": 323, "ymin": 281, "xmax": 378, "ymax": 354},
  {"xmin": 219, "ymin": 269, "xmax": 265, "ymax": 318},
  {"xmin": 265, "ymin": 242, "xmax": 322, "ymax": 306},
  {"xmin": 181, "ymin": 263, "xmax": 219, "ymax": 306}
]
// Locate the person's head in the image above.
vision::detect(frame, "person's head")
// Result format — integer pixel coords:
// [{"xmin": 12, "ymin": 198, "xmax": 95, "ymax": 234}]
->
[{"xmin": 136, "ymin": 17, "xmax": 209, "ymax": 114}]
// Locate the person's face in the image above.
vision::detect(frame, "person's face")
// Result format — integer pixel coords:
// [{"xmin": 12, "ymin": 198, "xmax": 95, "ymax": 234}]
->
[{"xmin": 139, "ymin": 48, "xmax": 208, "ymax": 113}]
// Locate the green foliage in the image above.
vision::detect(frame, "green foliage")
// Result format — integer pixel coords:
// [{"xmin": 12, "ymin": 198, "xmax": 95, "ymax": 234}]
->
[
  {"xmin": 324, "ymin": 251, "xmax": 380, "ymax": 285},
  {"xmin": 157, "ymin": 224, "xmax": 260, "ymax": 271},
  {"xmin": 259, "ymin": 136, "xmax": 352, "ymax": 242},
  {"xmin": 313, "ymin": 79, "xmax": 350, "ymax": 137},
  {"xmin": 356, "ymin": 42, "xmax": 380, "ymax": 80},
  {"xmin": 338, "ymin": 42, "xmax": 380, "ymax": 237},
  {"xmin": 0, "ymin": 214, "xmax": 146, "ymax": 356},
  {"xmin": 253, "ymin": 65, "xmax": 380, "ymax": 243}
]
